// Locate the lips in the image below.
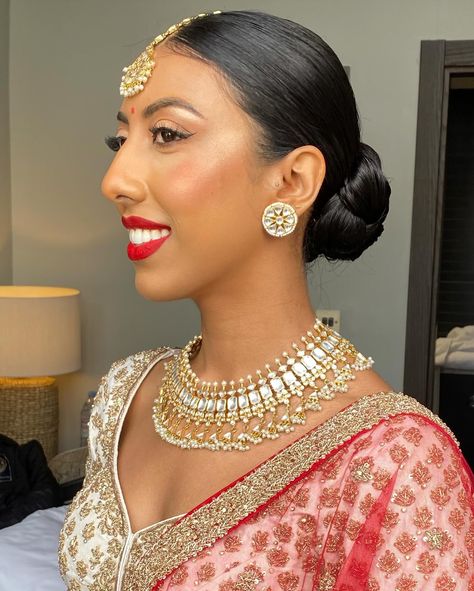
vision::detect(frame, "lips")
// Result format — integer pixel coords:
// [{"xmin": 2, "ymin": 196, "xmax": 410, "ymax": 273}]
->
[
  {"xmin": 121, "ymin": 215, "xmax": 171, "ymax": 231},
  {"xmin": 121, "ymin": 216, "xmax": 172, "ymax": 261}
]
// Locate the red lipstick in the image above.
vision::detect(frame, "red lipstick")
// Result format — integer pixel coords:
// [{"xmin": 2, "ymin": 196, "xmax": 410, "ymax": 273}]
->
[
  {"xmin": 121, "ymin": 216, "xmax": 172, "ymax": 261},
  {"xmin": 121, "ymin": 216, "xmax": 171, "ymax": 230}
]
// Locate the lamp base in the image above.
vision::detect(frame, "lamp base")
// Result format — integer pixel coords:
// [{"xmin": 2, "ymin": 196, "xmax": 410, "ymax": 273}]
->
[{"xmin": 0, "ymin": 377, "xmax": 58, "ymax": 459}]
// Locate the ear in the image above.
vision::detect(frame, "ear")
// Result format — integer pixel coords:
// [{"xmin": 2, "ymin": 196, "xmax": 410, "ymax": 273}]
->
[{"xmin": 271, "ymin": 145, "xmax": 326, "ymax": 216}]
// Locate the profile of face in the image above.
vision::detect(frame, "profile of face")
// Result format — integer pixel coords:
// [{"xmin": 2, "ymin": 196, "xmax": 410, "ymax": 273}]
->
[{"xmin": 101, "ymin": 43, "xmax": 323, "ymax": 303}]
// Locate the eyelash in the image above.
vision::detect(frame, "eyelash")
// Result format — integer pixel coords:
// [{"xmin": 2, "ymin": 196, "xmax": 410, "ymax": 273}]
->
[{"xmin": 104, "ymin": 126, "xmax": 191, "ymax": 152}]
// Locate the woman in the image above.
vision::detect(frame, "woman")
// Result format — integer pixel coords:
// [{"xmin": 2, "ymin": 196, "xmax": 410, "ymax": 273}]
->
[{"xmin": 58, "ymin": 10, "xmax": 474, "ymax": 591}]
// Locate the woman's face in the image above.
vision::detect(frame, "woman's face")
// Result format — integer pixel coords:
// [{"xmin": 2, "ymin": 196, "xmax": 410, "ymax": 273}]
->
[{"xmin": 101, "ymin": 43, "xmax": 283, "ymax": 302}]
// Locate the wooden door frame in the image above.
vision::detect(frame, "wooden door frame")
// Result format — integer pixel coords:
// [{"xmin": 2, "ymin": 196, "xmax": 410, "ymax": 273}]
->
[{"xmin": 404, "ymin": 40, "xmax": 474, "ymax": 407}]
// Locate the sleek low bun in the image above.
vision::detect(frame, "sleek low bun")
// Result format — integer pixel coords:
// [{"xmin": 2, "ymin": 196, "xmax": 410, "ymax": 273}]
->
[{"xmin": 304, "ymin": 143, "xmax": 391, "ymax": 263}]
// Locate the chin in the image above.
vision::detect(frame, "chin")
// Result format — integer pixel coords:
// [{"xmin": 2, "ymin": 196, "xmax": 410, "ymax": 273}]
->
[{"xmin": 133, "ymin": 267, "xmax": 191, "ymax": 302}]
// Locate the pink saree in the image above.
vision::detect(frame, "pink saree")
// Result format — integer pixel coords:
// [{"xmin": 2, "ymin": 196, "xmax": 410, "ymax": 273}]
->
[{"xmin": 121, "ymin": 392, "xmax": 474, "ymax": 590}]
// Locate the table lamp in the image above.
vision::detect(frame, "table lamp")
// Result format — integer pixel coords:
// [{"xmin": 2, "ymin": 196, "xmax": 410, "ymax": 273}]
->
[{"xmin": 0, "ymin": 286, "xmax": 81, "ymax": 459}]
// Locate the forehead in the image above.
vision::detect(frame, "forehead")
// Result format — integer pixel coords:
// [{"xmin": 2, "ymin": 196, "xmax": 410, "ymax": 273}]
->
[{"xmin": 121, "ymin": 43, "xmax": 245, "ymax": 121}]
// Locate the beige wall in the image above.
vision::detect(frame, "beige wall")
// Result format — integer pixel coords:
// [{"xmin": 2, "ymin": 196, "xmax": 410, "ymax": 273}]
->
[
  {"xmin": 7, "ymin": 0, "xmax": 474, "ymax": 451},
  {"xmin": 0, "ymin": 0, "xmax": 12, "ymax": 283}
]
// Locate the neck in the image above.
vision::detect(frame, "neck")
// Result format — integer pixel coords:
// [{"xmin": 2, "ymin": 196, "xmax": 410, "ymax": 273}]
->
[{"xmin": 189, "ymin": 270, "xmax": 318, "ymax": 383}]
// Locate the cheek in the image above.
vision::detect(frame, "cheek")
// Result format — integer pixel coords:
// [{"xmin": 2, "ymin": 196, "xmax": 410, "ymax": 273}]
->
[{"xmin": 158, "ymin": 144, "xmax": 259, "ymax": 238}]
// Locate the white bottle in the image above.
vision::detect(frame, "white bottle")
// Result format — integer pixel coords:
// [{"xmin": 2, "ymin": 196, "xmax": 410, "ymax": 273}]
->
[{"xmin": 80, "ymin": 391, "xmax": 96, "ymax": 447}]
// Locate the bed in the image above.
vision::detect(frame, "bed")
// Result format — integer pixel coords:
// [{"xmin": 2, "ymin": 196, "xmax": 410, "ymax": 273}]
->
[
  {"xmin": 0, "ymin": 505, "xmax": 68, "ymax": 590},
  {"xmin": 0, "ymin": 446, "xmax": 86, "ymax": 590}
]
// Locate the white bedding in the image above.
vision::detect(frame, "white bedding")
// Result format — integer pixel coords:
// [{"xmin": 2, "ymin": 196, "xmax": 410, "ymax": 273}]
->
[{"xmin": 0, "ymin": 505, "xmax": 68, "ymax": 591}]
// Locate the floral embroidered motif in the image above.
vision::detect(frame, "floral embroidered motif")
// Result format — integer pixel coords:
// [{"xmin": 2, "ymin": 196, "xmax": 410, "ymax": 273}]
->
[
  {"xmin": 402, "ymin": 427, "xmax": 423, "ymax": 446},
  {"xmin": 393, "ymin": 532, "xmax": 417, "ymax": 556},
  {"xmin": 413, "ymin": 505, "xmax": 434, "ymax": 530},
  {"xmin": 251, "ymin": 531, "xmax": 269, "ymax": 552},
  {"xmin": 235, "ymin": 563, "xmax": 265, "ymax": 590},
  {"xmin": 381, "ymin": 508, "xmax": 400, "ymax": 531},
  {"xmin": 389, "ymin": 443, "xmax": 410, "ymax": 464},
  {"xmin": 267, "ymin": 548, "xmax": 290, "ymax": 567},
  {"xmin": 416, "ymin": 551, "xmax": 438, "ymax": 574},
  {"xmin": 426, "ymin": 444, "xmax": 445, "ymax": 467},
  {"xmin": 449, "ymin": 508, "xmax": 466, "ymax": 532},
  {"xmin": 454, "ymin": 551, "xmax": 469, "ymax": 576},
  {"xmin": 297, "ymin": 514, "xmax": 317, "ymax": 534},
  {"xmin": 395, "ymin": 573, "xmax": 417, "ymax": 591},
  {"xmin": 320, "ymin": 449, "xmax": 346, "ymax": 480},
  {"xmin": 367, "ymin": 576, "xmax": 381, "ymax": 590},
  {"xmin": 81, "ymin": 522, "xmax": 95, "ymax": 543},
  {"xmin": 360, "ymin": 529, "xmax": 383, "ymax": 552},
  {"xmin": 422, "ymin": 527, "xmax": 454, "ymax": 553},
  {"xmin": 353, "ymin": 435, "xmax": 373, "ymax": 451},
  {"xmin": 326, "ymin": 532, "xmax": 344, "ymax": 552},
  {"xmin": 444, "ymin": 465, "xmax": 460, "ymax": 489},
  {"xmin": 383, "ymin": 426, "xmax": 403, "ymax": 442},
  {"xmin": 320, "ymin": 487, "xmax": 341, "ymax": 508},
  {"xmin": 224, "ymin": 534, "xmax": 242, "ymax": 552},
  {"xmin": 377, "ymin": 549, "xmax": 401, "ymax": 575},
  {"xmin": 458, "ymin": 488, "xmax": 470, "ymax": 511},
  {"xmin": 351, "ymin": 458, "xmax": 374, "ymax": 482},
  {"xmin": 302, "ymin": 553, "xmax": 318, "ymax": 573},
  {"xmin": 409, "ymin": 460, "xmax": 432, "ymax": 487},
  {"xmin": 293, "ymin": 487, "xmax": 310, "ymax": 507},
  {"xmin": 430, "ymin": 485, "xmax": 451, "ymax": 508},
  {"xmin": 359, "ymin": 492, "xmax": 377, "ymax": 516},
  {"xmin": 342, "ymin": 481, "xmax": 360, "ymax": 505},
  {"xmin": 372, "ymin": 467, "xmax": 392, "ymax": 490},
  {"xmin": 317, "ymin": 570, "xmax": 336, "ymax": 590},
  {"xmin": 333, "ymin": 510, "xmax": 349, "ymax": 531},
  {"xmin": 391, "ymin": 485, "xmax": 416, "ymax": 507},
  {"xmin": 277, "ymin": 571, "xmax": 300, "ymax": 591},
  {"xmin": 196, "ymin": 562, "xmax": 216, "ymax": 583},
  {"xmin": 346, "ymin": 518, "xmax": 363, "ymax": 540},
  {"xmin": 435, "ymin": 571, "xmax": 456, "ymax": 590},
  {"xmin": 274, "ymin": 523, "xmax": 293, "ymax": 543}
]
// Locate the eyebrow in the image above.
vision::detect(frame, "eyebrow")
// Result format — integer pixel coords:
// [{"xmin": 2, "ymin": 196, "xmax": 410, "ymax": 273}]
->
[{"xmin": 117, "ymin": 97, "xmax": 204, "ymax": 124}]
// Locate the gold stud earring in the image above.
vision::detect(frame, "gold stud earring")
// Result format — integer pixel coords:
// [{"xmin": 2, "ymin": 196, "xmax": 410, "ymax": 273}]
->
[{"xmin": 262, "ymin": 202, "xmax": 298, "ymax": 237}]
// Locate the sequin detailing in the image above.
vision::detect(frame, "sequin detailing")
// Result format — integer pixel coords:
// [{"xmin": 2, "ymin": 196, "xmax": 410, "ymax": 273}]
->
[
  {"xmin": 57, "ymin": 347, "xmax": 474, "ymax": 591},
  {"xmin": 124, "ymin": 393, "xmax": 464, "ymax": 589}
]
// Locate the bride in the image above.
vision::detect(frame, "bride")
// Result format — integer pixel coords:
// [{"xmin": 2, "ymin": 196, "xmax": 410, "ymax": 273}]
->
[{"xmin": 59, "ymin": 10, "xmax": 474, "ymax": 590}]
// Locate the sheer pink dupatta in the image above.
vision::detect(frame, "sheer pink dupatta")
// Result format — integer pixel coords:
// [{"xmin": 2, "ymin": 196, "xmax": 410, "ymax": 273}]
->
[{"xmin": 127, "ymin": 394, "xmax": 474, "ymax": 591}]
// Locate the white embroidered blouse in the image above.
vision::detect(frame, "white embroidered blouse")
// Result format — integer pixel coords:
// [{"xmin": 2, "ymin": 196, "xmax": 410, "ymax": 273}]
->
[{"xmin": 58, "ymin": 347, "xmax": 181, "ymax": 591}]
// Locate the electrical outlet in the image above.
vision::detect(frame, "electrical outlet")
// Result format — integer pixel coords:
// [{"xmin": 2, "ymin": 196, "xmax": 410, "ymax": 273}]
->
[{"xmin": 316, "ymin": 309, "xmax": 341, "ymax": 332}]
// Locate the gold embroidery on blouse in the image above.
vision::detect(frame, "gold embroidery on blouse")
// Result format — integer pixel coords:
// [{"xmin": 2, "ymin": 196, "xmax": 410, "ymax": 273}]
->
[
  {"xmin": 58, "ymin": 347, "xmax": 172, "ymax": 590},
  {"xmin": 122, "ymin": 391, "xmax": 459, "ymax": 590}
]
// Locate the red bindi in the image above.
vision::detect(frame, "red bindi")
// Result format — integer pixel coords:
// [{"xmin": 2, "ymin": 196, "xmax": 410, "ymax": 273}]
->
[{"xmin": 131, "ymin": 106, "xmax": 136, "ymax": 114}]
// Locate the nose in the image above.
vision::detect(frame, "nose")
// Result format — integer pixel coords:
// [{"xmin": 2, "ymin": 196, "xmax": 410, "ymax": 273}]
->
[{"xmin": 101, "ymin": 146, "xmax": 148, "ymax": 208}]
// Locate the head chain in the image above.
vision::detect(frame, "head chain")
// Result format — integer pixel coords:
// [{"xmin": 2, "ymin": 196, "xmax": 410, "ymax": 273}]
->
[{"xmin": 120, "ymin": 10, "xmax": 222, "ymax": 97}]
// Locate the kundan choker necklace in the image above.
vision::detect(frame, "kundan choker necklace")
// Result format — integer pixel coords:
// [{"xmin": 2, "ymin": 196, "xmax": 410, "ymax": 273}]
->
[{"xmin": 152, "ymin": 316, "xmax": 374, "ymax": 451}]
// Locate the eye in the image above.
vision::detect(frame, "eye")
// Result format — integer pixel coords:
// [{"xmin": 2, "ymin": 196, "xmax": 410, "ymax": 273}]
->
[
  {"xmin": 105, "ymin": 135, "xmax": 126, "ymax": 152},
  {"xmin": 151, "ymin": 125, "xmax": 191, "ymax": 145}
]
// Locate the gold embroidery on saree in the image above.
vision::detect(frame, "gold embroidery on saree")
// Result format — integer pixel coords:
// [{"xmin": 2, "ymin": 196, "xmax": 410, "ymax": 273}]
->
[{"xmin": 121, "ymin": 391, "xmax": 459, "ymax": 590}]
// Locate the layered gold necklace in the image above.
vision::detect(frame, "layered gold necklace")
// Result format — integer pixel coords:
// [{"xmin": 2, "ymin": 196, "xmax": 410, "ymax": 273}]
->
[{"xmin": 152, "ymin": 316, "xmax": 374, "ymax": 451}]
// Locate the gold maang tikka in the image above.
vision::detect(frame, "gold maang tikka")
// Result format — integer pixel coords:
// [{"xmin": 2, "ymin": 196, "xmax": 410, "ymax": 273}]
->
[{"xmin": 120, "ymin": 11, "xmax": 222, "ymax": 97}]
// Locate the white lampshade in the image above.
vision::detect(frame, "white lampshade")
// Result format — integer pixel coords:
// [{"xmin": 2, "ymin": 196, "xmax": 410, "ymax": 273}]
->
[{"xmin": 0, "ymin": 285, "xmax": 81, "ymax": 377}]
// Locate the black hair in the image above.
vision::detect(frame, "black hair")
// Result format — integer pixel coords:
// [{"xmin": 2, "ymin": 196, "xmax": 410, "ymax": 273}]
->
[{"xmin": 168, "ymin": 10, "xmax": 391, "ymax": 263}]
